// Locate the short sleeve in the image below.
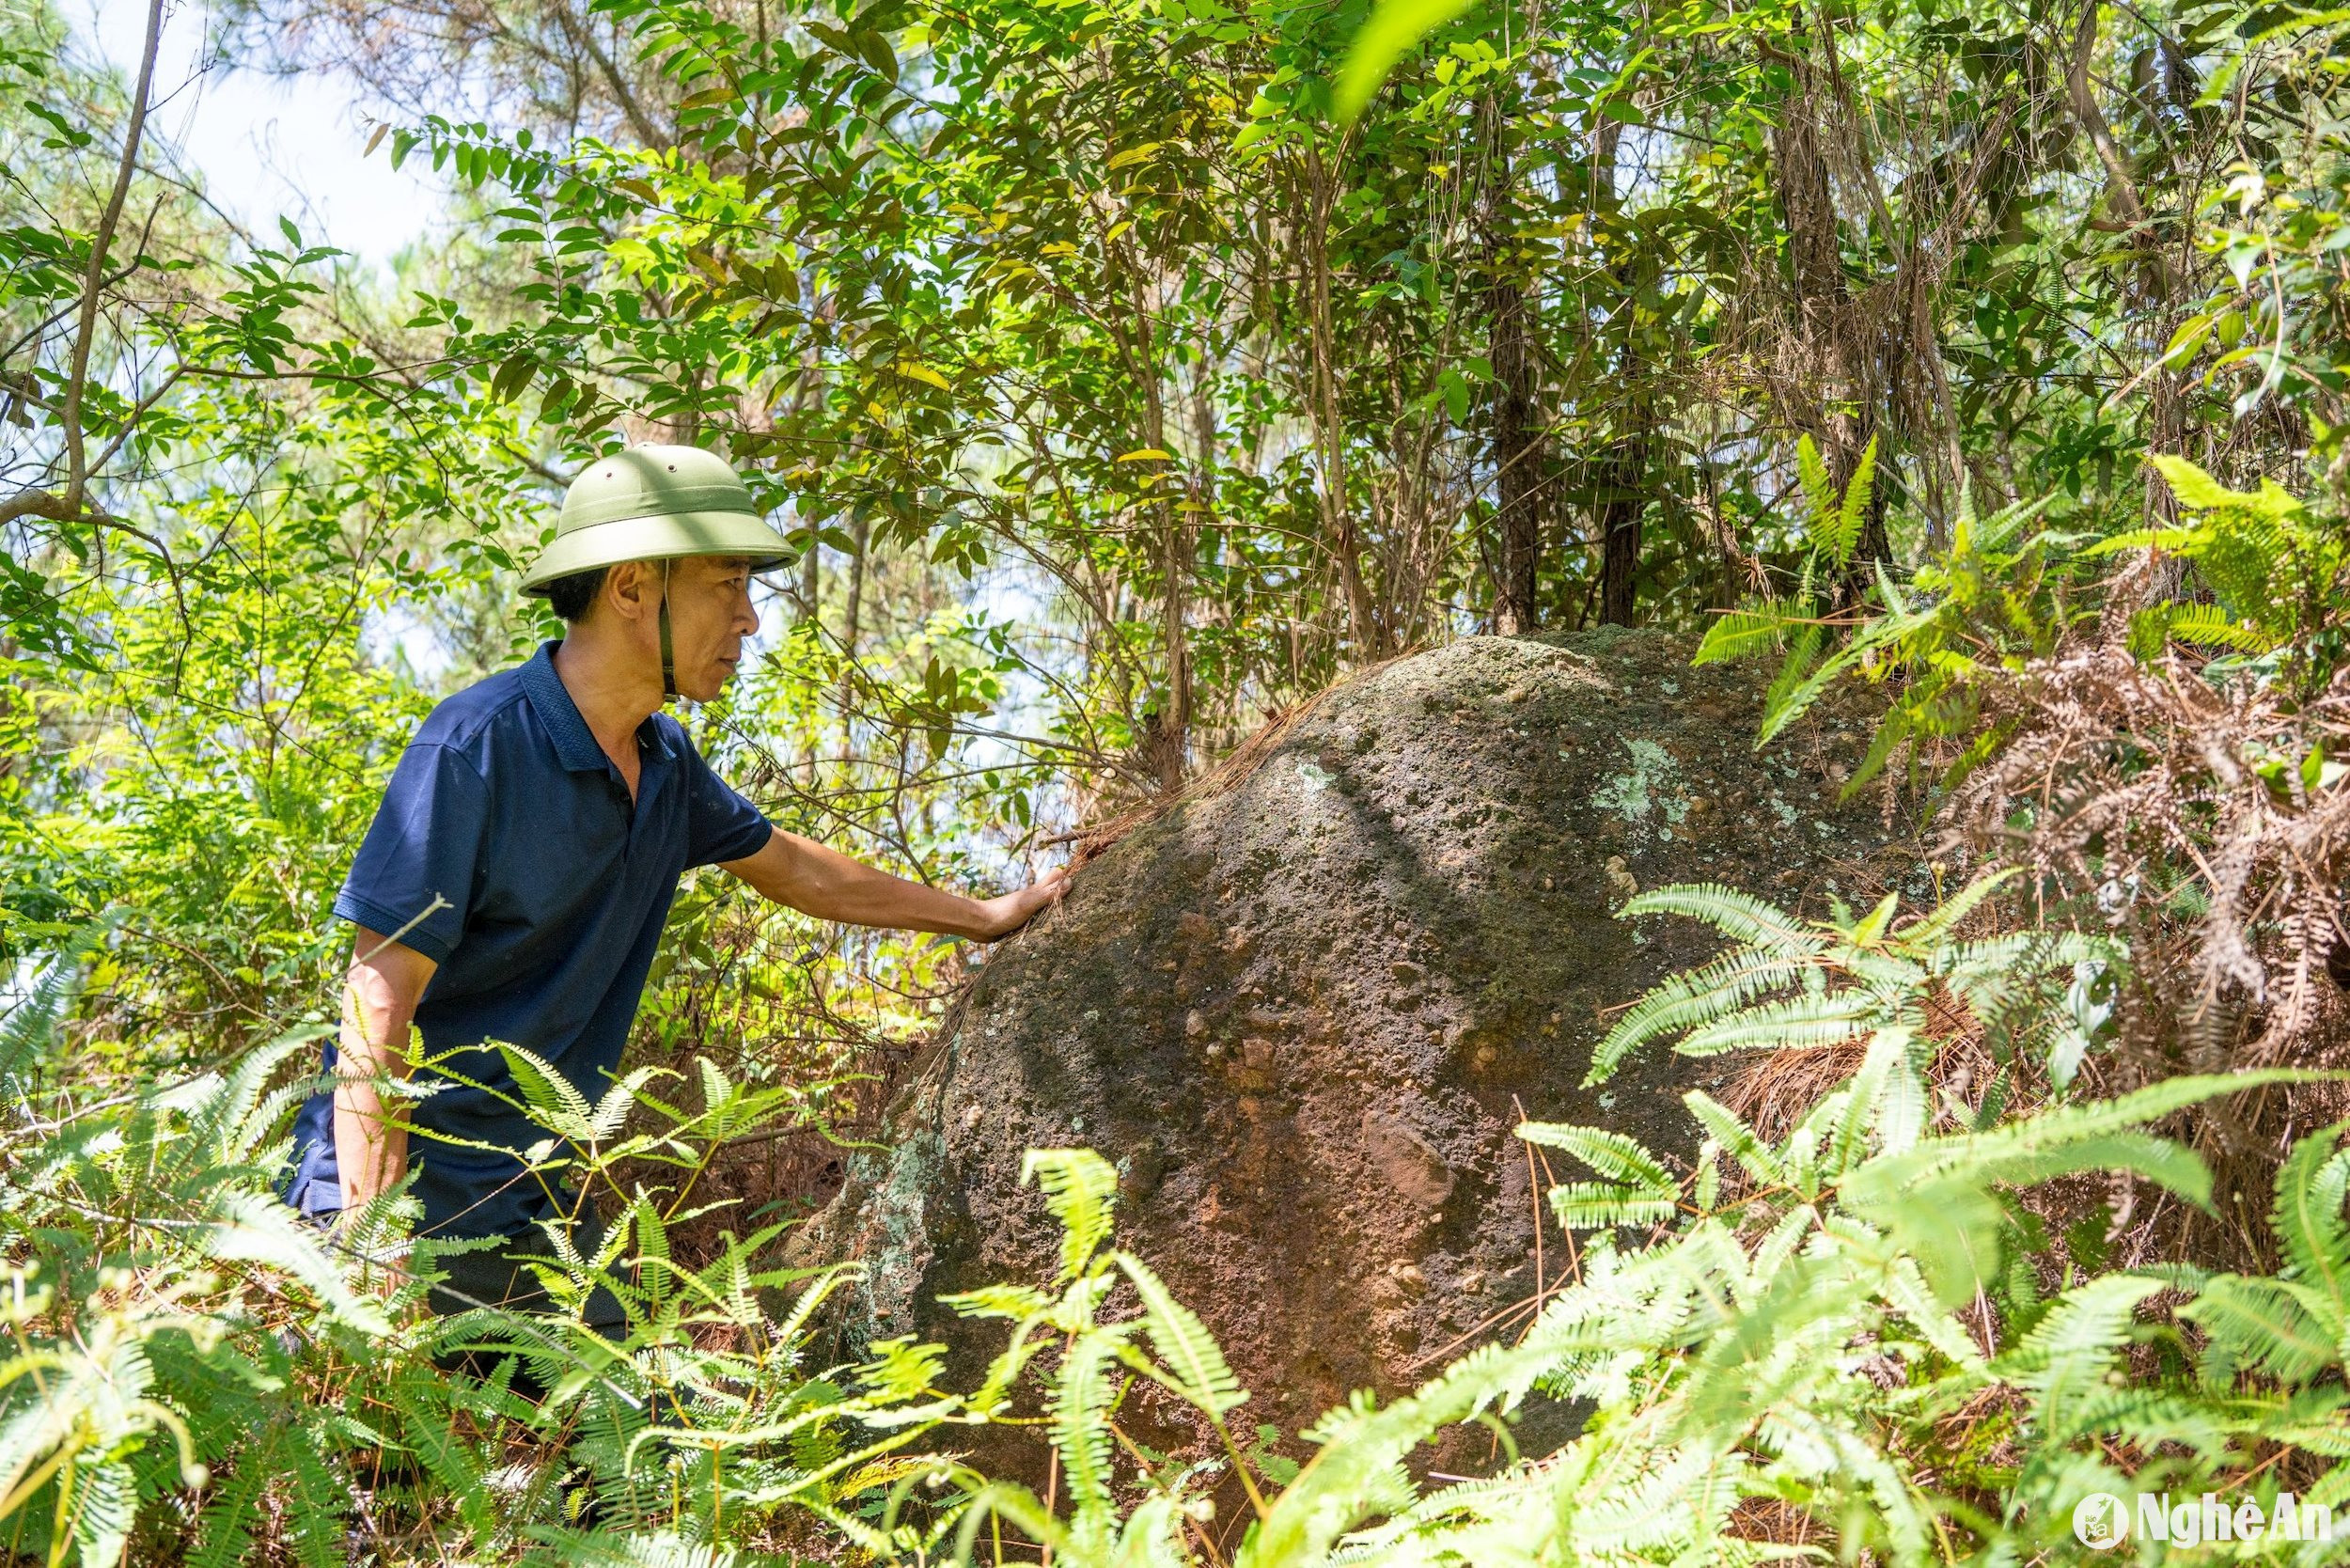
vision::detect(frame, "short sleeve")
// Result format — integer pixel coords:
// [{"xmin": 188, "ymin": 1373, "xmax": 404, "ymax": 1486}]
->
[
  {"xmin": 332, "ymin": 743, "xmax": 488, "ymax": 964},
  {"xmin": 680, "ymin": 732, "xmax": 774, "ymax": 868}
]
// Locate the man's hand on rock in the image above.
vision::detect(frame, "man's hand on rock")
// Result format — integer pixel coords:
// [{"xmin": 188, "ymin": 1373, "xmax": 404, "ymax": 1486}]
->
[
  {"xmin": 976, "ymin": 865, "xmax": 1069, "ymax": 939},
  {"xmin": 725, "ymin": 828, "xmax": 1070, "ymax": 941}
]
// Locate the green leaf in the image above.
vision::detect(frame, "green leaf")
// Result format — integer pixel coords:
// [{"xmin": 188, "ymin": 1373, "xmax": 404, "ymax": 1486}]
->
[
  {"xmin": 1333, "ymin": 0, "xmax": 1480, "ymax": 123},
  {"xmin": 1518, "ymin": 1121, "xmax": 1674, "ymax": 1191},
  {"xmin": 1116, "ymin": 1252, "xmax": 1247, "ymax": 1415},
  {"xmin": 2147, "ymin": 452, "xmax": 2243, "ymax": 510},
  {"xmin": 2182, "ymin": 1277, "xmax": 2338, "ymax": 1386},
  {"xmin": 1021, "ymin": 1148, "xmax": 1119, "ymax": 1279},
  {"xmin": 1825, "ymin": 434, "xmax": 1877, "ymax": 569},
  {"xmin": 2272, "ymin": 1122, "xmax": 2350, "ymax": 1329},
  {"xmin": 207, "ymin": 1191, "xmax": 389, "ymax": 1334},
  {"xmin": 852, "ymin": 27, "xmax": 898, "ymax": 81},
  {"xmin": 1692, "ymin": 607, "xmax": 1793, "ymax": 666}
]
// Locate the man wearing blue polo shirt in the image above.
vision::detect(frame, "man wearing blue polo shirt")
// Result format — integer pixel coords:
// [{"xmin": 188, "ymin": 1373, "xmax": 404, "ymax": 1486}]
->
[{"xmin": 282, "ymin": 445, "xmax": 1062, "ymax": 1321}]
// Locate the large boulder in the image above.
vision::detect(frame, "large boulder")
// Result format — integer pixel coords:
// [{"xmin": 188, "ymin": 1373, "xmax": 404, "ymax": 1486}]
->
[{"xmin": 791, "ymin": 630, "xmax": 1911, "ymax": 1444}]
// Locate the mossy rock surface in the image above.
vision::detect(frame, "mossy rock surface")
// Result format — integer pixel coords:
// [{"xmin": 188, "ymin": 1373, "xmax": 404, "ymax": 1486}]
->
[{"xmin": 791, "ymin": 629, "xmax": 1918, "ymax": 1451}]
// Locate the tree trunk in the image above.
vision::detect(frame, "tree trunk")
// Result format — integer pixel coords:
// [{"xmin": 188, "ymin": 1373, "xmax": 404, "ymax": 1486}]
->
[
  {"xmin": 1303, "ymin": 146, "xmax": 1385, "ymax": 659},
  {"xmin": 1596, "ymin": 423, "xmax": 1650, "ymax": 626},
  {"xmin": 1480, "ymin": 99, "xmax": 1547, "ymax": 635},
  {"xmin": 1490, "ymin": 277, "xmax": 1543, "ymax": 635},
  {"xmin": 842, "ymin": 514, "xmax": 870, "ymax": 652}
]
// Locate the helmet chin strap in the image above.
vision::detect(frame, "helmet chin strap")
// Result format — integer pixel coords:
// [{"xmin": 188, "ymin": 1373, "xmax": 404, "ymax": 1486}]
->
[{"xmin": 657, "ymin": 559, "xmax": 678, "ymax": 701}]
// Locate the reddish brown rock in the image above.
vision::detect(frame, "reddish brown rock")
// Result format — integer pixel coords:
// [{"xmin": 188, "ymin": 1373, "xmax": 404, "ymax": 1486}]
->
[{"xmin": 790, "ymin": 629, "xmax": 1912, "ymax": 1452}]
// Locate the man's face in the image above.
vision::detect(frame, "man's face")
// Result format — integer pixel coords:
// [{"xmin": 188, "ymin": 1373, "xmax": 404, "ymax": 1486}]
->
[{"xmin": 608, "ymin": 556, "xmax": 760, "ymax": 701}]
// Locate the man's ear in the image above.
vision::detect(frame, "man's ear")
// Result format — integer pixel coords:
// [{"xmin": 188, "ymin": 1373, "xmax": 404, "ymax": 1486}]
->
[{"xmin": 602, "ymin": 560, "xmax": 653, "ymax": 624}]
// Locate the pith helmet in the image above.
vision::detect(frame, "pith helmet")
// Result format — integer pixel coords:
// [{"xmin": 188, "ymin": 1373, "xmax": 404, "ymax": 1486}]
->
[{"xmin": 521, "ymin": 445, "xmax": 791, "ymax": 595}]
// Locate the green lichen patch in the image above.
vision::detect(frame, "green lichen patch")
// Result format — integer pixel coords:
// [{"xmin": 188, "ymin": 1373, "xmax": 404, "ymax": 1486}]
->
[{"xmin": 1591, "ymin": 738, "xmax": 1692, "ymax": 839}]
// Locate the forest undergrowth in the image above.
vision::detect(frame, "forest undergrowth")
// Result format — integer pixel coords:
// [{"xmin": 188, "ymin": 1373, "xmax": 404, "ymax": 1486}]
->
[
  {"xmin": 3, "ymin": 475, "xmax": 2349, "ymax": 1564},
  {"xmin": 4, "ymin": 0, "xmax": 2350, "ymax": 1555}
]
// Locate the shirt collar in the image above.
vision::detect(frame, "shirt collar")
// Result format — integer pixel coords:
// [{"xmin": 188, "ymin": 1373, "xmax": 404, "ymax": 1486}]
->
[{"xmin": 519, "ymin": 641, "xmax": 616, "ymax": 774}]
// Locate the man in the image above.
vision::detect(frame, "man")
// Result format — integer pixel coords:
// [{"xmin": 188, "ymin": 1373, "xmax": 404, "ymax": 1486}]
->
[{"xmin": 282, "ymin": 445, "xmax": 1063, "ymax": 1321}]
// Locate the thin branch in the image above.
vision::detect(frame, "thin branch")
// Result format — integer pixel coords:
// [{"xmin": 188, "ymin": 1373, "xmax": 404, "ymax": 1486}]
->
[{"xmin": 62, "ymin": 0, "xmax": 164, "ymax": 510}]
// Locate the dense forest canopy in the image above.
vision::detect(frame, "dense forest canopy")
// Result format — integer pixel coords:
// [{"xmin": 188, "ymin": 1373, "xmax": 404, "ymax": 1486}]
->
[{"xmin": 0, "ymin": 0, "xmax": 2346, "ymax": 1555}]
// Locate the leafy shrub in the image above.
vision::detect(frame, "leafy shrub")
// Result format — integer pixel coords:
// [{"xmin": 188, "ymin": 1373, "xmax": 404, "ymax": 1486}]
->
[{"xmin": 0, "ymin": 935, "xmax": 932, "ymax": 1564}]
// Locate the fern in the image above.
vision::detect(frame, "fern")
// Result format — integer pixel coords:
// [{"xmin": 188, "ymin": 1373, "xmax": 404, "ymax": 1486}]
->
[
  {"xmin": 1020, "ymin": 1148, "xmax": 1119, "ymax": 1280},
  {"xmin": 1824, "ymin": 434, "xmax": 1877, "ymax": 570},
  {"xmin": 2273, "ymin": 1122, "xmax": 2350, "ymax": 1316},
  {"xmin": 1691, "ymin": 605, "xmax": 1794, "ymax": 666},
  {"xmin": 1591, "ymin": 873, "xmax": 2123, "ymax": 1090},
  {"xmin": 0, "ymin": 918, "xmax": 107, "ymax": 1095},
  {"xmin": 1116, "ymin": 1255, "xmax": 1246, "ymax": 1418}
]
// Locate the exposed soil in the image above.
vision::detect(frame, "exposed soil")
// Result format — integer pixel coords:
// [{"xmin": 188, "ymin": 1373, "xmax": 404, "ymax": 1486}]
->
[{"xmin": 790, "ymin": 629, "xmax": 1922, "ymax": 1461}]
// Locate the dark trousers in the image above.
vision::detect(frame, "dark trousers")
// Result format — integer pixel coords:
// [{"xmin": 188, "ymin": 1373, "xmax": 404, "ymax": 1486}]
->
[{"xmin": 426, "ymin": 1216, "xmax": 629, "ymax": 1398}]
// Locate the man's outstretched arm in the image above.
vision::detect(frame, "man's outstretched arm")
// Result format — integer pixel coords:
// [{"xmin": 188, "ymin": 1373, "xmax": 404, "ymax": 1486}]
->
[
  {"xmin": 720, "ymin": 828, "xmax": 1064, "ymax": 940},
  {"xmin": 334, "ymin": 931, "xmax": 438, "ymax": 1213}
]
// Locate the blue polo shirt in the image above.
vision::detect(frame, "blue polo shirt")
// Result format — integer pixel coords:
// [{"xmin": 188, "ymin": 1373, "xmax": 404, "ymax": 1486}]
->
[{"xmin": 282, "ymin": 641, "xmax": 774, "ymax": 1239}]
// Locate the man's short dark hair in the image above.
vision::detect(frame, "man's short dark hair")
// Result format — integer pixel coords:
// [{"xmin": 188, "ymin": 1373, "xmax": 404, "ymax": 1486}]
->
[{"xmin": 543, "ymin": 566, "xmax": 610, "ymax": 623}]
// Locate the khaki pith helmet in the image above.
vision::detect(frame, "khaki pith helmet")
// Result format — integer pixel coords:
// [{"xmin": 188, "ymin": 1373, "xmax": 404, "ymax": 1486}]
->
[{"xmin": 520, "ymin": 445, "xmax": 791, "ymax": 595}]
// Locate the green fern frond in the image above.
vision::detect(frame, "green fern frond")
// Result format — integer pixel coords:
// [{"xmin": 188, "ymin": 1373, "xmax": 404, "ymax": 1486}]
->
[
  {"xmin": 394, "ymin": 1370, "xmax": 495, "ymax": 1540},
  {"xmin": 1874, "ymin": 557, "xmax": 1910, "ymax": 616},
  {"xmin": 0, "ymin": 919, "xmax": 106, "ymax": 1090},
  {"xmin": 494, "ymin": 1043, "xmax": 597, "ymax": 1140},
  {"xmin": 941, "ymin": 1282, "xmax": 1056, "ymax": 1321},
  {"xmin": 1517, "ymin": 1123, "xmax": 1673, "ymax": 1192},
  {"xmin": 1996, "ymin": 1273, "xmax": 2163, "ymax": 1409},
  {"xmin": 1901, "ymin": 868, "xmax": 2021, "ymax": 949},
  {"xmin": 1879, "ymin": 1255, "xmax": 1988, "ymax": 1368},
  {"xmin": 69, "ymin": 1456, "xmax": 134, "ymax": 1568},
  {"xmin": 1020, "ymin": 1148, "xmax": 1119, "ymax": 1280},
  {"xmin": 1549, "ymin": 1182, "xmax": 1680, "ymax": 1230},
  {"xmin": 1048, "ymin": 1330, "xmax": 1120, "ymax": 1513},
  {"xmin": 1759, "ymin": 610, "xmax": 1919, "ymax": 745},
  {"xmin": 1682, "ymin": 1092, "xmax": 1781, "ymax": 1187},
  {"xmin": 527, "ymin": 1529, "xmax": 742, "ymax": 1568},
  {"xmin": 1620, "ymin": 884, "xmax": 1818, "ymax": 954},
  {"xmin": 1825, "ymin": 434, "xmax": 1877, "ymax": 569},
  {"xmin": 1969, "ymin": 490, "xmax": 2056, "ymax": 554},
  {"xmin": 2272, "ymin": 1122, "xmax": 2350, "ymax": 1323},
  {"xmin": 2146, "ymin": 452, "xmax": 2299, "ymax": 515},
  {"xmin": 1114, "ymin": 1253, "xmax": 1246, "ymax": 1417},
  {"xmin": 1796, "ymin": 433, "xmax": 1835, "ymax": 540},
  {"xmin": 1670, "ymin": 996, "xmax": 1873, "ymax": 1058},
  {"xmin": 206, "ymin": 1192, "xmax": 389, "ymax": 1335},
  {"xmin": 2181, "ymin": 1277, "xmax": 2337, "ymax": 1387},
  {"xmin": 282, "ymin": 1428, "xmax": 351, "ymax": 1568},
  {"xmin": 1826, "ymin": 1030, "xmax": 1923, "ymax": 1173},
  {"xmin": 1692, "ymin": 607, "xmax": 1796, "ymax": 666},
  {"xmin": 187, "ymin": 1423, "xmax": 275, "ymax": 1568},
  {"xmin": 855, "ymin": 1337, "xmax": 948, "ymax": 1403},
  {"xmin": 1586, "ymin": 950, "xmax": 1818, "ymax": 1083},
  {"xmin": 179, "ymin": 1031, "xmax": 318, "ymax": 1166},
  {"xmin": 589, "ymin": 1064, "xmax": 672, "ymax": 1144},
  {"xmin": 1760, "ymin": 623, "xmax": 1824, "ymax": 738},
  {"xmin": 2152, "ymin": 602, "xmax": 2278, "ymax": 653},
  {"xmin": 1244, "ymin": 1336, "xmax": 1559, "ymax": 1568},
  {"xmin": 2088, "ymin": 525, "xmax": 2200, "ymax": 558}
]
